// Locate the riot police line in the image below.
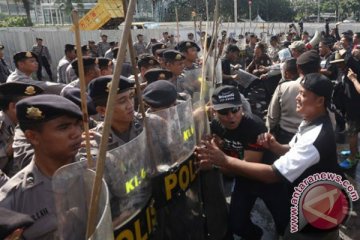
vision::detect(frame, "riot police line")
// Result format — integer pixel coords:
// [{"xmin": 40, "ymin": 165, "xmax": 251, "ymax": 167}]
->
[{"xmin": 51, "ymin": 95, "xmax": 228, "ymax": 240}]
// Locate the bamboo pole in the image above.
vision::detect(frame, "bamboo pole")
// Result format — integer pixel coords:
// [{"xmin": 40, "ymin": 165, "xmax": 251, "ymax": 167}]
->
[
  {"xmin": 71, "ymin": 10, "xmax": 93, "ymax": 169},
  {"xmin": 85, "ymin": 0, "xmax": 137, "ymax": 237},
  {"xmin": 175, "ymin": 7, "xmax": 180, "ymax": 43}
]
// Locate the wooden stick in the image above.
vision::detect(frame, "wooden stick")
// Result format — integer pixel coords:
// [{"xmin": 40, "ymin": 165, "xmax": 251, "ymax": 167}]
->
[
  {"xmin": 71, "ymin": 10, "xmax": 93, "ymax": 170},
  {"xmin": 175, "ymin": 7, "xmax": 180, "ymax": 42},
  {"xmin": 85, "ymin": 0, "xmax": 137, "ymax": 237}
]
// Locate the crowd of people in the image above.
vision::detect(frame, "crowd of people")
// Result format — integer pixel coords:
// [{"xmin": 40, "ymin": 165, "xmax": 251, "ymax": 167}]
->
[{"xmin": 0, "ymin": 19, "xmax": 359, "ymax": 239}]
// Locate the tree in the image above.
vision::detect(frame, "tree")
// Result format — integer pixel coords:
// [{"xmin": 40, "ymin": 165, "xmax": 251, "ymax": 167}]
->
[{"xmin": 13, "ymin": 0, "xmax": 32, "ymax": 26}]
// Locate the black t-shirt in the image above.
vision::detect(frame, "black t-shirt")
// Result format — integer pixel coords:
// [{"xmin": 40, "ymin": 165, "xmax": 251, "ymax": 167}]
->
[
  {"xmin": 211, "ymin": 114, "xmax": 272, "ymax": 191},
  {"xmin": 221, "ymin": 58, "xmax": 231, "ymax": 76}
]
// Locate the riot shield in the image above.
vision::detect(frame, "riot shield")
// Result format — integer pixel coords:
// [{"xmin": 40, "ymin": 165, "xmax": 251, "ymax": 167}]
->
[
  {"xmin": 148, "ymin": 99, "xmax": 205, "ymax": 239},
  {"xmin": 147, "ymin": 99, "xmax": 196, "ymax": 173},
  {"xmin": 52, "ymin": 161, "xmax": 113, "ymax": 240},
  {"xmin": 104, "ymin": 130, "xmax": 152, "ymax": 229},
  {"xmin": 182, "ymin": 67, "xmax": 202, "ymax": 102}
]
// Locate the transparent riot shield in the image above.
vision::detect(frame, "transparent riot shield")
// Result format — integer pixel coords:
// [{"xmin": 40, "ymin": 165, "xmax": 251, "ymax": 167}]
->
[
  {"xmin": 104, "ymin": 130, "xmax": 152, "ymax": 229},
  {"xmin": 181, "ymin": 67, "xmax": 202, "ymax": 102},
  {"xmin": 146, "ymin": 99, "xmax": 196, "ymax": 173},
  {"xmin": 52, "ymin": 161, "xmax": 113, "ymax": 240}
]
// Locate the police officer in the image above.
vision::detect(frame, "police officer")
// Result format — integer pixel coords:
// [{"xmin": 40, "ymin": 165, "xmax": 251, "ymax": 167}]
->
[
  {"xmin": 143, "ymin": 68, "xmax": 173, "ymax": 85},
  {"xmin": 0, "ymin": 94, "xmax": 83, "ymax": 239},
  {"xmin": 98, "ymin": 57, "xmax": 113, "ymax": 76},
  {"xmin": 6, "ymin": 51, "xmax": 38, "ymax": 84},
  {"xmin": 129, "ymin": 54, "xmax": 160, "ymax": 84},
  {"xmin": 31, "ymin": 37, "xmax": 53, "ymax": 81},
  {"xmin": 65, "ymin": 45, "xmax": 91, "ymax": 84},
  {"xmin": 0, "ymin": 82, "xmax": 44, "ymax": 175},
  {"xmin": 56, "ymin": 44, "xmax": 76, "ymax": 84},
  {"xmin": 133, "ymin": 34, "xmax": 149, "ymax": 57},
  {"xmin": 0, "ymin": 44, "xmax": 11, "ymax": 83},
  {"xmin": 176, "ymin": 41, "xmax": 202, "ymax": 97},
  {"xmin": 61, "ymin": 57, "xmax": 100, "ymax": 94},
  {"xmin": 162, "ymin": 50, "xmax": 186, "ymax": 92},
  {"xmin": 97, "ymin": 34, "xmax": 111, "ymax": 57},
  {"xmin": 87, "ymin": 75, "xmax": 142, "ymax": 150}
]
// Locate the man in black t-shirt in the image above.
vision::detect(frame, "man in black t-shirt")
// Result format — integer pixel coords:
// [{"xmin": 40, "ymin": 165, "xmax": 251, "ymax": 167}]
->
[
  {"xmin": 207, "ymin": 86, "xmax": 289, "ymax": 240},
  {"xmin": 221, "ymin": 45, "xmax": 241, "ymax": 86}
]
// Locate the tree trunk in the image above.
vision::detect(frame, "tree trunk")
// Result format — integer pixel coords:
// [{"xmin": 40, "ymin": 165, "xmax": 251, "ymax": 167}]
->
[{"xmin": 22, "ymin": 0, "xmax": 33, "ymax": 26}]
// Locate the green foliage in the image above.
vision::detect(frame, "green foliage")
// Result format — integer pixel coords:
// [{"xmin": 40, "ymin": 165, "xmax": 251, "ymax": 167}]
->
[{"xmin": 0, "ymin": 16, "xmax": 28, "ymax": 27}]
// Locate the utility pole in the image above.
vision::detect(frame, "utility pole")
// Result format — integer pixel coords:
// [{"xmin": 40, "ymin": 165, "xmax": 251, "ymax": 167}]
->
[
  {"xmin": 249, "ymin": 0, "xmax": 252, "ymax": 29},
  {"xmin": 234, "ymin": 0, "xmax": 237, "ymax": 34},
  {"xmin": 317, "ymin": 0, "xmax": 320, "ymax": 23}
]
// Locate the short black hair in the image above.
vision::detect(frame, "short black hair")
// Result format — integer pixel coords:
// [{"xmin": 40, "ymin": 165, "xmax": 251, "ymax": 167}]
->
[{"xmin": 283, "ymin": 58, "xmax": 298, "ymax": 76}]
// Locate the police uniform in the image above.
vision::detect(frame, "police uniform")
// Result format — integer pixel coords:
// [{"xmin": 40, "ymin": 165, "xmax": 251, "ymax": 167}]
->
[
  {"xmin": 133, "ymin": 37, "xmax": 148, "ymax": 56},
  {"xmin": 87, "ymin": 75, "xmax": 143, "ymax": 152},
  {"xmin": 97, "ymin": 37, "xmax": 110, "ymax": 57},
  {"xmin": 163, "ymin": 50, "xmax": 187, "ymax": 92},
  {"xmin": 86, "ymin": 76, "xmax": 145, "ymax": 219},
  {"xmin": 0, "ymin": 94, "xmax": 83, "ymax": 240},
  {"xmin": 0, "ymin": 161, "xmax": 58, "ymax": 239},
  {"xmin": 56, "ymin": 44, "xmax": 75, "ymax": 84},
  {"xmin": 65, "ymin": 64, "xmax": 77, "ymax": 84},
  {"xmin": 7, "ymin": 52, "xmax": 65, "ymax": 95},
  {"xmin": 0, "ymin": 44, "xmax": 11, "ymax": 83},
  {"xmin": 176, "ymin": 41, "xmax": 202, "ymax": 97},
  {"xmin": 61, "ymin": 57, "xmax": 98, "ymax": 94},
  {"xmin": 0, "ymin": 82, "xmax": 44, "ymax": 173},
  {"xmin": 31, "ymin": 38, "xmax": 53, "ymax": 81}
]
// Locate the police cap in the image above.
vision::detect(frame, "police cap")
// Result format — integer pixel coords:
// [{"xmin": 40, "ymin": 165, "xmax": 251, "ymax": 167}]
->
[
  {"xmin": 163, "ymin": 50, "xmax": 185, "ymax": 62},
  {"xmin": 61, "ymin": 87, "xmax": 97, "ymax": 116},
  {"xmin": 0, "ymin": 44, "xmax": 4, "ymax": 50},
  {"xmin": 137, "ymin": 54, "xmax": 159, "ymax": 69},
  {"xmin": 151, "ymin": 43, "xmax": 167, "ymax": 55},
  {"xmin": 13, "ymin": 51, "xmax": 38, "ymax": 63},
  {"xmin": 97, "ymin": 57, "xmax": 113, "ymax": 69},
  {"xmin": 143, "ymin": 80, "xmax": 177, "ymax": 108},
  {"xmin": 176, "ymin": 41, "xmax": 200, "ymax": 52},
  {"xmin": 88, "ymin": 75, "xmax": 135, "ymax": 100},
  {"xmin": 144, "ymin": 68, "xmax": 173, "ymax": 84},
  {"xmin": 71, "ymin": 57, "xmax": 98, "ymax": 71},
  {"xmin": 0, "ymin": 82, "xmax": 44, "ymax": 98},
  {"xmin": 0, "ymin": 207, "xmax": 34, "ymax": 239},
  {"xmin": 112, "ymin": 47, "xmax": 119, "ymax": 57},
  {"xmin": 296, "ymin": 50, "xmax": 320, "ymax": 65},
  {"xmin": 16, "ymin": 94, "xmax": 82, "ymax": 125}
]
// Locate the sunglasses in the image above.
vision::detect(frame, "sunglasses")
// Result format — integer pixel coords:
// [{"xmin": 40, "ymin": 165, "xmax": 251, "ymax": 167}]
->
[{"xmin": 217, "ymin": 107, "xmax": 241, "ymax": 115}]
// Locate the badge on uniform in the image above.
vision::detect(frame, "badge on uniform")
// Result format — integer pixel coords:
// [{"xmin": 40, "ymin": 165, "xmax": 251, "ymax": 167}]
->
[
  {"xmin": 175, "ymin": 54, "xmax": 182, "ymax": 60},
  {"xmin": 26, "ymin": 107, "xmax": 44, "ymax": 120},
  {"xmin": 24, "ymin": 86, "xmax": 36, "ymax": 95},
  {"xmin": 149, "ymin": 60, "xmax": 154, "ymax": 65},
  {"xmin": 25, "ymin": 52, "xmax": 33, "ymax": 58},
  {"xmin": 186, "ymin": 42, "xmax": 191, "ymax": 47},
  {"xmin": 159, "ymin": 73, "xmax": 166, "ymax": 80}
]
